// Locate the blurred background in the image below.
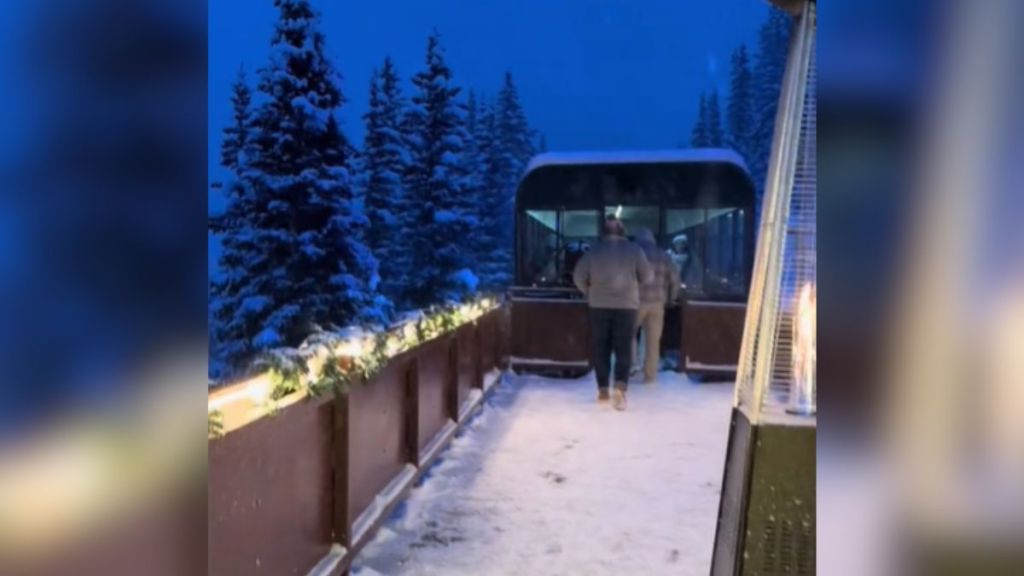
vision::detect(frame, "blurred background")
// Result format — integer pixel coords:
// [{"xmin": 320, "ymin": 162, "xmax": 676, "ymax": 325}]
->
[
  {"xmin": 820, "ymin": 0, "xmax": 1024, "ymax": 573},
  {"xmin": 0, "ymin": 0, "xmax": 207, "ymax": 574},
  {"xmin": 0, "ymin": 0, "xmax": 1021, "ymax": 574}
]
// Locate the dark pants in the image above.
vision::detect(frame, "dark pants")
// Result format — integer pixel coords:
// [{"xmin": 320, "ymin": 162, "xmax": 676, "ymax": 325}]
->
[{"xmin": 588, "ymin": 307, "xmax": 637, "ymax": 390}]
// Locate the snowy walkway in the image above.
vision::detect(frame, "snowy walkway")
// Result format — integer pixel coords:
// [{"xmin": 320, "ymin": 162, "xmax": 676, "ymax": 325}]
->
[{"xmin": 351, "ymin": 371, "xmax": 735, "ymax": 576}]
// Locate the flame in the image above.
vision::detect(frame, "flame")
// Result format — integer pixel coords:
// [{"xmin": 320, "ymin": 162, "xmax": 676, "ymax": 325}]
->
[{"xmin": 791, "ymin": 282, "xmax": 817, "ymax": 413}]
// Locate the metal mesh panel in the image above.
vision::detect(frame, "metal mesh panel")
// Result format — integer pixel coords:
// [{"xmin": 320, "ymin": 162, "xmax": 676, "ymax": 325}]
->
[
  {"xmin": 734, "ymin": 4, "xmax": 816, "ymax": 419},
  {"xmin": 765, "ymin": 23, "xmax": 817, "ymax": 412}
]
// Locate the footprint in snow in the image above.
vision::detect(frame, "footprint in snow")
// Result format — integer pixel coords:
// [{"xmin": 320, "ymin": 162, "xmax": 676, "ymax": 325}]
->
[{"xmin": 541, "ymin": 470, "xmax": 567, "ymax": 484}]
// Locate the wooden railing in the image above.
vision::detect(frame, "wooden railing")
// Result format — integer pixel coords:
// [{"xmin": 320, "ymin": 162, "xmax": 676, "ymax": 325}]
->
[{"xmin": 207, "ymin": 307, "xmax": 509, "ymax": 576}]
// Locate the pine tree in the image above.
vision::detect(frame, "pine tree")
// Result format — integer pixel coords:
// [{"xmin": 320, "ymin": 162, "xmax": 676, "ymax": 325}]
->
[
  {"xmin": 707, "ymin": 89, "xmax": 724, "ymax": 147},
  {"xmin": 466, "ymin": 90, "xmax": 479, "ymax": 145},
  {"xmin": 750, "ymin": 7, "xmax": 793, "ymax": 203},
  {"xmin": 210, "ymin": 0, "xmax": 382, "ymax": 371},
  {"xmin": 726, "ymin": 44, "xmax": 754, "ymax": 163},
  {"xmin": 210, "ymin": 64, "xmax": 258, "ymax": 370},
  {"xmin": 690, "ymin": 93, "xmax": 709, "ymax": 147},
  {"xmin": 404, "ymin": 31, "xmax": 478, "ymax": 308},
  {"xmin": 468, "ymin": 94, "xmax": 503, "ymax": 290},
  {"xmin": 321, "ymin": 111, "xmax": 387, "ymax": 323},
  {"xmin": 495, "ymin": 72, "xmax": 535, "ymax": 171},
  {"xmin": 361, "ymin": 57, "xmax": 410, "ymax": 307},
  {"xmin": 475, "ymin": 96, "xmax": 502, "ymax": 206},
  {"xmin": 221, "ymin": 66, "xmax": 252, "ymax": 172},
  {"xmin": 487, "ymin": 71, "xmax": 534, "ymax": 288},
  {"xmin": 463, "ymin": 90, "xmax": 496, "ymax": 285}
]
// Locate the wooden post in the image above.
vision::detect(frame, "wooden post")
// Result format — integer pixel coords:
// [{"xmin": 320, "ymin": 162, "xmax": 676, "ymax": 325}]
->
[
  {"xmin": 497, "ymin": 307, "xmax": 508, "ymax": 370},
  {"xmin": 332, "ymin": 388, "xmax": 351, "ymax": 549},
  {"xmin": 677, "ymin": 295, "xmax": 688, "ymax": 373},
  {"xmin": 446, "ymin": 334, "xmax": 459, "ymax": 421},
  {"xmin": 473, "ymin": 321, "xmax": 483, "ymax": 389},
  {"xmin": 403, "ymin": 358, "xmax": 419, "ymax": 465}
]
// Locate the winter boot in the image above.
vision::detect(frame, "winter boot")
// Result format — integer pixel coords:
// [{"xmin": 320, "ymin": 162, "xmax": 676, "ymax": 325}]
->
[
  {"xmin": 612, "ymin": 385, "xmax": 627, "ymax": 411},
  {"xmin": 597, "ymin": 388, "xmax": 611, "ymax": 403}
]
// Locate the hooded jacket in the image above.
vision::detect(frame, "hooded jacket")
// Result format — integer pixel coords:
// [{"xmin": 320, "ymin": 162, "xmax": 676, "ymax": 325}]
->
[{"xmin": 634, "ymin": 228, "xmax": 681, "ymax": 305}]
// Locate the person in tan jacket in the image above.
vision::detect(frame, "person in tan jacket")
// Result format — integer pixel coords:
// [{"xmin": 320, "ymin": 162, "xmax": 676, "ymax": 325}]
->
[{"xmin": 631, "ymin": 228, "xmax": 681, "ymax": 384}]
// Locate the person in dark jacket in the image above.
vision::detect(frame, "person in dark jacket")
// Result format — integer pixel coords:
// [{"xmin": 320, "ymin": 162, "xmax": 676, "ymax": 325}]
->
[{"xmin": 573, "ymin": 216, "xmax": 653, "ymax": 410}]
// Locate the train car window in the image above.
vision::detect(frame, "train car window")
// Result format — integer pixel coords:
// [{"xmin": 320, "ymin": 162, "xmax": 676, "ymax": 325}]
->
[
  {"xmin": 666, "ymin": 207, "xmax": 751, "ymax": 299},
  {"xmin": 704, "ymin": 208, "xmax": 748, "ymax": 298},
  {"xmin": 559, "ymin": 210, "xmax": 599, "ymax": 285},
  {"xmin": 520, "ymin": 209, "xmax": 599, "ymax": 287},
  {"xmin": 523, "ymin": 210, "xmax": 559, "ymax": 285}
]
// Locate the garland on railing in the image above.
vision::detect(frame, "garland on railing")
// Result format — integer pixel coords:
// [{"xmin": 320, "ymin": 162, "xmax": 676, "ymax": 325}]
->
[
  {"xmin": 208, "ymin": 410, "xmax": 225, "ymax": 439},
  {"xmin": 208, "ymin": 295, "xmax": 500, "ymax": 438}
]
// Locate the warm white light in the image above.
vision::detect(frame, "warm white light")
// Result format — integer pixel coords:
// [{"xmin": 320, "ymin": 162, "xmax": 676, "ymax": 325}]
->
[
  {"xmin": 336, "ymin": 337, "xmax": 365, "ymax": 358},
  {"xmin": 386, "ymin": 335, "xmax": 402, "ymax": 356},
  {"xmin": 247, "ymin": 378, "xmax": 271, "ymax": 406}
]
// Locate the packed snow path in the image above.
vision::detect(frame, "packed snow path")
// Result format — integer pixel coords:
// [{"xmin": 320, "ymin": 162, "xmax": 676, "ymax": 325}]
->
[{"xmin": 352, "ymin": 371, "xmax": 734, "ymax": 576}]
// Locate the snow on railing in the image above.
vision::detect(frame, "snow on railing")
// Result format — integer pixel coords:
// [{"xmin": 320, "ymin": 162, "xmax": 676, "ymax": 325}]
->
[{"xmin": 208, "ymin": 295, "xmax": 502, "ymax": 437}]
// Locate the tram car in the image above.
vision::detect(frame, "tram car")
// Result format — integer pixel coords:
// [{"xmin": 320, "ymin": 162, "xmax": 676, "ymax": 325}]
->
[{"xmin": 509, "ymin": 149, "xmax": 757, "ymax": 378}]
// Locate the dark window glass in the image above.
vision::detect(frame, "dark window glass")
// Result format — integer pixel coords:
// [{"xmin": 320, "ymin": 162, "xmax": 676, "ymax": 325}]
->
[
  {"xmin": 520, "ymin": 209, "xmax": 598, "ymax": 287},
  {"xmin": 523, "ymin": 210, "xmax": 558, "ymax": 285},
  {"xmin": 704, "ymin": 208, "xmax": 748, "ymax": 297},
  {"xmin": 559, "ymin": 210, "xmax": 599, "ymax": 285}
]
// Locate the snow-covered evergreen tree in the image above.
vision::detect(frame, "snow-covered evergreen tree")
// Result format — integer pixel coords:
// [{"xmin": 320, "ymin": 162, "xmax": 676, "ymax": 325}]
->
[
  {"xmin": 495, "ymin": 72, "xmax": 535, "ymax": 175},
  {"xmin": 361, "ymin": 57, "xmax": 410, "ymax": 307},
  {"xmin": 690, "ymin": 93, "xmax": 709, "ymax": 147},
  {"xmin": 465, "ymin": 90, "xmax": 480, "ymax": 146},
  {"xmin": 211, "ymin": 0, "xmax": 382, "ymax": 371},
  {"xmin": 486, "ymin": 71, "xmax": 534, "ymax": 288},
  {"xmin": 403, "ymin": 31, "xmax": 478, "ymax": 308},
  {"xmin": 221, "ymin": 66, "xmax": 252, "ymax": 172},
  {"xmin": 706, "ymin": 89, "xmax": 724, "ymax": 147},
  {"xmin": 750, "ymin": 7, "xmax": 792, "ymax": 204},
  {"xmin": 726, "ymin": 44, "xmax": 754, "ymax": 163},
  {"xmin": 474, "ymin": 95, "xmax": 511, "ymax": 287},
  {"xmin": 474, "ymin": 96, "xmax": 503, "ymax": 211},
  {"xmin": 462, "ymin": 91, "xmax": 498, "ymax": 285},
  {"xmin": 467, "ymin": 95, "xmax": 503, "ymax": 290},
  {"xmin": 210, "ymin": 65, "xmax": 258, "ymax": 370},
  {"xmin": 320, "ymin": 110, "xmax": 387, "ymax": 322}
]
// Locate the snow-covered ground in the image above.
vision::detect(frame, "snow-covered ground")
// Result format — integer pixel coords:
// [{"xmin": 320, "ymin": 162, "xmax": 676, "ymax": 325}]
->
[{"xmin": 351, "ymin": 370, "xmax": 735, "ymax": 576}]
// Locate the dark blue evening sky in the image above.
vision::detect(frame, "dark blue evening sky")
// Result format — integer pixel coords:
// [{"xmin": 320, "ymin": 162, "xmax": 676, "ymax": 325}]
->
[{"xmin": 209, "ymin": 0, "xmax": 767, "ymax": 213}]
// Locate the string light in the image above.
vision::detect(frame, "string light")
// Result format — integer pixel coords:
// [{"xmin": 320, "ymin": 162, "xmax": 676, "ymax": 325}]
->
[{"xmin": 209, "ymin": 294, "xmax": 502, "ymax": 433}]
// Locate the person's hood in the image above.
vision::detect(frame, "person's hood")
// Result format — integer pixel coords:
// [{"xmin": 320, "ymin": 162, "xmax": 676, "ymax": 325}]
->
[{"xmin": 634, "ymin": 227, "xmax": 656, "ymax": 247}]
